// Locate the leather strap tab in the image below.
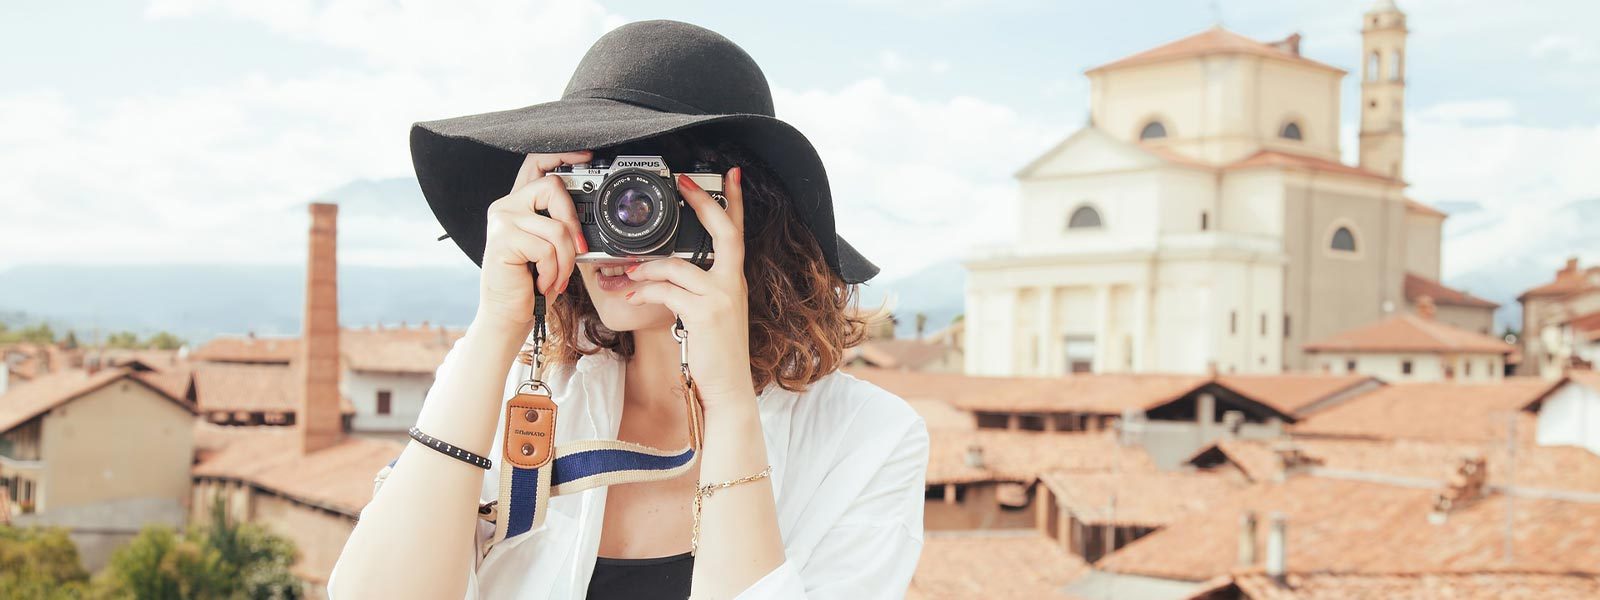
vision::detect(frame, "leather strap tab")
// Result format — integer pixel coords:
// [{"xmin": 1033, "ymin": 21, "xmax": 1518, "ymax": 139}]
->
[{"xmin": 504, "ymin": 392, "xmax": 557, "ymax": 469}]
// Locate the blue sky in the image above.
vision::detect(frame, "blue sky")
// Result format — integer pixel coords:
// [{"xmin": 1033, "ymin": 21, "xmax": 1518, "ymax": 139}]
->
[{"xmin": 3, "ymin": 0, "xmax": 1598, "ymax": 281}]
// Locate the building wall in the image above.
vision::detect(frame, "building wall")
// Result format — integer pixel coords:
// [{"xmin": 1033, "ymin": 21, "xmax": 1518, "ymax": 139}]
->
[
  {"xmin": 1524, "ymin": 291, "xmax": 1600, "ymax": 377},
  {"xmin": 1281, "ymin": 176, "xmax": 1406, "ymax": 369},
  {"xmin": 923, "ymin": 483, "xmax": 1036, "ymax": 530},
  {"xmin": 1536, "ymin": 382, "xmax": 1600, "ymax": 456},
  {"xmin": 38, "ymin": 379, "xmax": 194, "ymax": 513},
  {"xmin": 1420, "ymin": 302, "xmax": 1496, "ymax": 336},
  {"xmin": 1312, "ymin": 351, "xmax": 1503, "ymax": 382},
  {"xmin": 192, "ymin": 479, "xmax": 353, "ymax": 598},
  {"xmin": 345, "ymin": 369, "xmax": 433, "ymax": 433},
  {"xmin": 1088, "ymin": 54, "xmax": 1342, "ymax": 165},
  {"xmin": 1403, "ymin": 211, "xmax": 1443, "ymax": 280}
]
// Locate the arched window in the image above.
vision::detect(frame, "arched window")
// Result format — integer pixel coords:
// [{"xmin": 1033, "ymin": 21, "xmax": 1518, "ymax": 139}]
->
[
  {"xmin": 1366, "ymin": 51, "xmax": 1380, "ymax": 82},
  {"xmin": 1138, "ymin": 121, "xmax": 1167, "ymax": 140},
  {"xmin": 1330, "ymin": 226, "xmax": 1357, "ymax": 252},
  {"xmin": 1067, "ymin": 205, "xmax": 1103, "ymax": 230},
  {"xmin": 1280, "ymin": 122, "xmax": 1303, "ymax": 140},
  {"xmin": 1389, "ymin": 50, "xmax": 1403, "ymax": 81}
]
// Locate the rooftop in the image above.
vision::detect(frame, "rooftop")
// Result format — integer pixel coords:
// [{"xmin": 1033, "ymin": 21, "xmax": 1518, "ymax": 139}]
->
[
  {"xmin": 1291, "ymin": 379, "xmax": 1558, "ymax": 443},
  {"xmin": 1226, "ymin": 149, "xmax": 1397, "ymax": 183},
  {"xmin": 927, "ymin": 430, "xmax": 1156, "ymax": 486},
  {"xmin": 1040, "ymin": 470, "xmax": 1241, "ymax": 528},
  {"xmin": 0, "ymin": 366, "xmax": 194, "ymax": 432},
  {"xmin": 1302, "ymin": 313, "xmax": 1513, "ymax": 355},
  {"xmin": 1087, "ymin": 27, "xmax": 1344, "ymax": 75},
  {"xmin": 1214, "ymin": 373, "xmax": 1379, "ymax": 417},
  {"xmin": 1404, "ymin": 273, "xmax": 1500, "ymax": 310},
  {"xmin": 191, "ymin": 425, "xmax": 402, "ymax": 517},
  {"xmin": 907, "ymin": 530, "xmax": 1089, "ymax": 600},
  {"xmin": 1202, "ymin": 570, "xmax": 1600, "ymax": 600}
]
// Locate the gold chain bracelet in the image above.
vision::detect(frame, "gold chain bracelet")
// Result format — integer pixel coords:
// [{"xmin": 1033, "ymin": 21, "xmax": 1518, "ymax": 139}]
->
[{"xmin": 690, "ymin": 464, "xmax": 773, "ymax": 555}]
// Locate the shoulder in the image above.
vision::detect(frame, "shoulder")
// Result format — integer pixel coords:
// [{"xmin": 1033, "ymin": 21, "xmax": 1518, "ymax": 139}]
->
[{"xmin": 787, "ymin": 369, "xmax": 928, "ymax": 457}]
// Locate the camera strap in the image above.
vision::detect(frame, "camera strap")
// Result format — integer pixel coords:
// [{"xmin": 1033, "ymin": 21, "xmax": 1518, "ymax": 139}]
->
[{"xmin": 475, "ymin": 296, "xmax": 706, "ymax": 557}]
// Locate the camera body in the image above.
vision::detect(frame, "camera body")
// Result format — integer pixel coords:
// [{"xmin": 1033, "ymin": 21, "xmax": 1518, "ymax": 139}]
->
[{"xmin": 552, "ymin": 155, "xmax": 725, "ymax": 264}]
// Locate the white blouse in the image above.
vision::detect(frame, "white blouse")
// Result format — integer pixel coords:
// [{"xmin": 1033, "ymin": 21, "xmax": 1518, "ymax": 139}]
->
[{"xmin": 335, "ymin": 343, "xmax": 929, "ymax": 599}]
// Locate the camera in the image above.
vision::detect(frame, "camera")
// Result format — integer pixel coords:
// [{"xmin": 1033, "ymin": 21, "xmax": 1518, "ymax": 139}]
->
[{"xmin": 552, "ymin": 154, "xmax": 725, "ymax": 264}]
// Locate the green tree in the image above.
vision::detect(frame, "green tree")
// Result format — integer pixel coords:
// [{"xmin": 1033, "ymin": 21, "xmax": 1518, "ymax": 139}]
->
[
  {"xmin": 94, "ymin": 496, "xmax": 302, "ymax": 599},
  {"xmin": 13, "ymin": 322, "xmax": 55, "ymax": 344},
  {"xmin": 0, "ymin": 526, "xmax": 91, "ymax": 599},
  {"xmin": 145, "ymin": 332, "xmax": 185, "ymax": 351},
  {"xmin": 105, "ymin": 331, "xmax": 140, "ymax": 349}
]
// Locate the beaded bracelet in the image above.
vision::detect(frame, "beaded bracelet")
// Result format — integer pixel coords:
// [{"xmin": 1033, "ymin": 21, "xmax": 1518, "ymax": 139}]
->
[{"xmin": 409, "ymin": 426, "xmax": 492, "ymax": 470}]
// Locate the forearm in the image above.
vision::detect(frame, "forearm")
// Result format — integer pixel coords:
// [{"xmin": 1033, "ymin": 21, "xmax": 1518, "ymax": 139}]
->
[
  {"xmin": 689, "ymin": 397, "xmax": 788, "ymax": 599},
  {"xmin": 330, "ymin": 315, "xmax": 526, "ymax": 598}
]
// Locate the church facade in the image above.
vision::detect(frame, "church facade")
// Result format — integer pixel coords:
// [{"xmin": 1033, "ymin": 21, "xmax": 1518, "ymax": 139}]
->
[{"xmin": 964, "ymin": 1, "xmax": 1493, "ymax": 376}]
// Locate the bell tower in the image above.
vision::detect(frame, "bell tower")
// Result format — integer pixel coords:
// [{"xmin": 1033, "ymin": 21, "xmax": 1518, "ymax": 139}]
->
[{"xmin": 1359, "ymin": 0, "xmax": 1407, "ymax": 179}]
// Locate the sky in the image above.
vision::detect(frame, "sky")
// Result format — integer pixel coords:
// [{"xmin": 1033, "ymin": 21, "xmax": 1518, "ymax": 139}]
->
[{"xmin": 2, "ymin": 0, "xmax": 1598, "ymax": 281}]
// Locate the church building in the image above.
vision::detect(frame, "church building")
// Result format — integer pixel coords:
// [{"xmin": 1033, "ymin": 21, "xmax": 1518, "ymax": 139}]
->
[{"xmin": 964, "ymin": 1, "xmax": 1494, "ymax": 376}]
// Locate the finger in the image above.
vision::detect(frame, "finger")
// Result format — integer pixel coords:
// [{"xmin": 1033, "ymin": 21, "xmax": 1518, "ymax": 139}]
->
[
  {"xmin": 522, "ymin": 176, "xmax": 589, "ymax": 256},
  {"xmin": 512, "ymin": 151, "xmax": 591, "ymax": 192},
  {"xmin": 677, "ymin": 174, "xmax": 744, "ymax": 275},
  {"xmin": 493, "ymin": 232, "xmax": 558, "ymax": 295},
  {"xmin": 624, "ymin": 281, "xmax": 699, "ymax": 316},
  {"xmin": 625, "ymin": 258, "xmax": 717, "ymax": 296},
  {"xmin": 505, "ymin": 214, "xmax": 577, "ymax": 297},
  {"xmin": 723, "ymin": 166, "xmax": 745, "ymax": 235}
]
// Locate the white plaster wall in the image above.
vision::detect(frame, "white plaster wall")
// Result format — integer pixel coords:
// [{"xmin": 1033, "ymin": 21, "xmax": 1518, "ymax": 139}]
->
[
  {"xmin": 1537, "ymin": 382, "xmax": 1600, "ymax": 456},
  {"xmin": 345, "ymin": 370, "xmax": 434, "ymax": 433}
]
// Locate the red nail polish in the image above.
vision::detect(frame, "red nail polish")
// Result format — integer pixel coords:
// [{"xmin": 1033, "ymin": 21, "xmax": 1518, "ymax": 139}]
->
[
  {"xmin": 730, "ymin": 166, "xmax": 741, "ymax": 188},
  {"xmin": 625, "ymin": 263, "xmax": 639, "ymax": 273},
  {"xmin": 677, "ymin": 173, "xmax": 700, "ymax": 191},
  {"xmin": 625, "ymin": 291, "xmax": 635, "ymax": 299}
]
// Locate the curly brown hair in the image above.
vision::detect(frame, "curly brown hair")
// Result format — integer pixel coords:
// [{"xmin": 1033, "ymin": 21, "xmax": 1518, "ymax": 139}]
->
[{"xmin": 538, "ymin": 130, "xmax": 873, "ymax": 393}]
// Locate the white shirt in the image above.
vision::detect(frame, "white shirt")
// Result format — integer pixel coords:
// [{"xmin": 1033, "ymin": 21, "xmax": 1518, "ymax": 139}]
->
[{"xmin": 337, "ymin": 343, "xmax": 929, "ymax": 599}]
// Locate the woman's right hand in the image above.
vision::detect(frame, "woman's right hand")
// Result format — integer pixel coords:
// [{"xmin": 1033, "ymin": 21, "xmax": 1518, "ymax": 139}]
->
[{"xmin": 475, "ymin": 151, "xmax": 593, "ymax": 334}]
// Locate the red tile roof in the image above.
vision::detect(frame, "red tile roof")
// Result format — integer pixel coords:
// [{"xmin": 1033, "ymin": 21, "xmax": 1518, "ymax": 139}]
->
[
  {"xmin": 1564, "ymin": 311, "xmax": 1600, "ymax": 342},
  {"xmin": 1404, "ymin": 273, "xmax": 1500, "ymax": 310},
  {"xmin": 193, "ymin": 362, "xmax": 354, "ymax": 415},
  {"xmin": 1519, "ymin": 260, "xmax": 1600, "ymax": 300},
  {"xmin": 845, "ymin": 339, "xmax": 956, "ymax": 371},
  {"xmin": 1404, "ymin": 198, "xmax": 1448, "ymax": 219},
  {"xmin": 850, "ymin": 367, "xmax": 1208, "ymax": 415},
  {"xmin": 1226, "ymin": 150, "xmax": 1397, "ymax": 183},
  {"xmin": 1291, "ymin": 379, "xmax": 1560, "ymax": 443},
  {"xmin": 191, "ymin": 336, "xmax": 300, "ymax": 364},
  {"xmin": 1087, "ymin": 27, "xmax": 1344, "ymax": 74},
  {"xmin": 1302, "ymin": 314, "xmax": 1514, "ymax": 354},
  {"xmin": 193, "ymin": 326, "xmax": 462, "ymax": 374},
  {"xmin": 927, "ymin": 430, "xmax": 1157, "ymax": 486},
  {"xmin": 1040, "ymin": 471, "xmax": 1241, "ymax": 527},
  {"xmin": 1210, "ymin": 570, "xmax": 1600, "ymax": 600},
  {"xmin": 191, "ymin": 426, "xmax": 403, "ymax": 517},
  {"xmin": 1186, "ymin": 438, "xmax": 1289, "ymax": 483},
  {"xmin": 908, "ymin": 531, "xmax": 1089, "ymax": 600},
  {"xmin": 1096, "ymin": 475, "xmax": 1600, "ymax": 582},
  {"xmin": 0, "ymin": 367, "xmax": 194, "ymax": 432},
  {"xmin": 1215, "ymin": 374, "xmax": 1379, "ymax": 416}
]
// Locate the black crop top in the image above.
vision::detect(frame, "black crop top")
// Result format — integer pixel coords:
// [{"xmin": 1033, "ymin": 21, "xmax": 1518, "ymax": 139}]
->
[{"xmin": 586, "ymin": 551, "xmax": 694, "ymax": 599}]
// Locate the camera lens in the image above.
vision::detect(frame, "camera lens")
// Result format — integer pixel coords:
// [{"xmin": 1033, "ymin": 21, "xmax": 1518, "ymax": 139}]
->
[{"xmin": 612, "ymin": 187, "xmax": 654, "ymax": 228}]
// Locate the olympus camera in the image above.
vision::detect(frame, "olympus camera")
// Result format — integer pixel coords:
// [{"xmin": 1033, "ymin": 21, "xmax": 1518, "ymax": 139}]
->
[{"xmin": 552, "ymin": 155, "xmax": 725, "ymax": 264}]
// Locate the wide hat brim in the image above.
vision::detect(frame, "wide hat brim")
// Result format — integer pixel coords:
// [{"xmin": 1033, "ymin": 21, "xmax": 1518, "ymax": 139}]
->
[{"xmin": 410, "ymin": 96, "xmax": 879, "ymax": 284}]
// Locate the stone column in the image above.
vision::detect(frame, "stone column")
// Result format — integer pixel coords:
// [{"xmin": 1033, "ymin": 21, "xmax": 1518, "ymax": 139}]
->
[
  {"xmin": 1036, "ymin": 285, "xmax": 1056, "ymax": 375},
  {"xmin": 1094, "ymin": 285, "xmax": 1113, "ymax": 372}
]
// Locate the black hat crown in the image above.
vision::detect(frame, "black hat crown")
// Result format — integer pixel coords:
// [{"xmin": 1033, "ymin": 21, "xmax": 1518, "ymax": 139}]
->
[{"xmin": 562, "ymin": 20, "xmax": 776, "ymax": 118}]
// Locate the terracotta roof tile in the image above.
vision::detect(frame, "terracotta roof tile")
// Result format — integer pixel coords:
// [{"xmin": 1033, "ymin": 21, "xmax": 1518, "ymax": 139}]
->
[
  {"xmin": 907, "ymin": 530, "xmax": 1089, "ymax": 600},
  {"xmin": 191, "ymin": 336, "xmax": 300, "ymax": 364},
  {"xmin": 193, "ymin": 362, "xmax": 354, "ymax": 415},
  {"xmin": 845, "ymin": 339, "xmax": 955, "ymax": 371},
  {"xmin": 1186, "ymin": 438, "xmax": 1288, "ymax": 483},
  {"xmin": 1302, "ymin": 314, "xmax": 1513, "ymax": 354},
  {"xmin": 0, "ymin": 367, "xmax": 193, "ymax": 432},
  {"xmin": 1226, "ymin": 150, "xmax": 1396, "ymax": 183},
  {"xmin": 1097, "ymin": 475, "xmax": 1600, "ymax": 582},
  {"xmin": 927, "ymin": 430, "xmax": 1157, "ymax": 486},
  {"xmin": 1404, "ymin": 273, "xmax": 1500, "ymax": 310},
  {"xmin": 1291, "ymin": 379, "xmax": 1557, "ymax": 443},
  {"xmin": 1218, "ymin": 571, "xmax": 1600, "ymax": 600},
  {"xmin": 1040, "ymin": 471, "xmax": 1241, "ymax": 527},
  {"xmin": 1563, "ymin": 311, "xmax": 1600, "ymax": 341},
  {"xmin": 191, "ymin": 426, "xmax": 403, "ymax": 516},
  {"xmin": 1088, "ymin": 27, "xmax": 1344, "ymax": 74},
  {"xmin": 193, "ymin": 326, "xmax": 461, "ymax": 374},
  {"xmin": 850, "ymin": 366, "xmax": 1207, "ymax": 415},
  {"xmin": 1215, "ymin": 374, "xmax": 1379, "ymax": 416},
  {"xmin": 1519, "ymin": 262, "xmax": 1600, "ymax": 299},
  {"xmin": 1404, "ymin": 198, "xmax": 1448, "ymax": 219}
]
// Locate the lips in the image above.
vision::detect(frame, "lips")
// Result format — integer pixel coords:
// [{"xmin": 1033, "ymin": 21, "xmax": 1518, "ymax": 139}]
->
[{"xmin": 595, "ymin": 264, "xmax": 634, "ymax": 292}]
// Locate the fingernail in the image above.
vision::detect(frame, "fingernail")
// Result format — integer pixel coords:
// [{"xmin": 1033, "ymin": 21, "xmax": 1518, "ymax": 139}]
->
[
  {"xmin": 560, "ymin": 279, "xmax": 569, "ymax": 293},
  {"xmin": 730, "ymin": 166, "xmax": 741, "ymax": 188},
  {"xmin": 677, "ymin": 173, "xmax": 700, "ymax": 191},
  {"xmin": 579, "ymin": 236, "xmax": 589, "ymax": 254},
  {"xmin": 625, "ymin": 263, "xmax": 639, "ymax": 273},
  {"xmin": 625, "ymin": 291, "xmax": 635, "ymax": 299}
]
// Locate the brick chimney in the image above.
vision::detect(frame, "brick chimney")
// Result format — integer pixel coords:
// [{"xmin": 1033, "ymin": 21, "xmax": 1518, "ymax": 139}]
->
[{"xmin": 300, "ymin": 202, "xmax": 342, "ymax": 454}]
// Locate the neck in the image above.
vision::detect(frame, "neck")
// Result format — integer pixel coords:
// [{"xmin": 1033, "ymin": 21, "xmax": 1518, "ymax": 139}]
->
[{"xmin": 624, "ymin": 323, "xmax": 684, "ymax": 411}]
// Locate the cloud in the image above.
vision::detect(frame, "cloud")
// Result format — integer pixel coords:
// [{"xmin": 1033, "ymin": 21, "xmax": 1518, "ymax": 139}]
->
[{"xmin": 1531, "ymin": 34, "xmax": 1600, "ymax": 64}]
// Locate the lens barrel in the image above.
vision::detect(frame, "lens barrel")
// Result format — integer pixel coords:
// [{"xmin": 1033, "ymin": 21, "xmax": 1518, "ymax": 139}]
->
[{"xmin": 592, "ymin": 169, "xmax": 680, "ymax": 255}]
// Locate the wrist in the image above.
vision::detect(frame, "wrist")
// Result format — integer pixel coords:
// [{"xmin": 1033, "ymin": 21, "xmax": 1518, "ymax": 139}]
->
[{"xmin": 469, "ymin": 309, "xmax": 535, "ymax": 347}]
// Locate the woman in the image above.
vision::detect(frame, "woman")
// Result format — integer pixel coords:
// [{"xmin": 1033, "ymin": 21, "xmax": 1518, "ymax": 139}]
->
[{"xmin": 330, "ymin": 20, "xmax": 929, "ymax": 600}]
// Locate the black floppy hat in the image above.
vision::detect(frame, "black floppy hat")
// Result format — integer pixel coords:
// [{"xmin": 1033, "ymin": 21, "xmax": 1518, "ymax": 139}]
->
[{"xmin": 410, "ymin": 19, "xmax": 879, "ymax": 284}]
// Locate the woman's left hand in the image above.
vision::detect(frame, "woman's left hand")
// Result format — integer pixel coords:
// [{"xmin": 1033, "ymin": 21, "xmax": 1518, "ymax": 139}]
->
[{"xmin": 623, "ymin": 167, "xmax": 754, "ymax": 410}]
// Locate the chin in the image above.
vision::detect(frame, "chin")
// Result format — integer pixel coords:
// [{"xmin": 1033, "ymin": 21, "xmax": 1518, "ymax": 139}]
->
[{"xmin": 577, "ymin": 265, "xmax": 676, "ymax": 332}]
